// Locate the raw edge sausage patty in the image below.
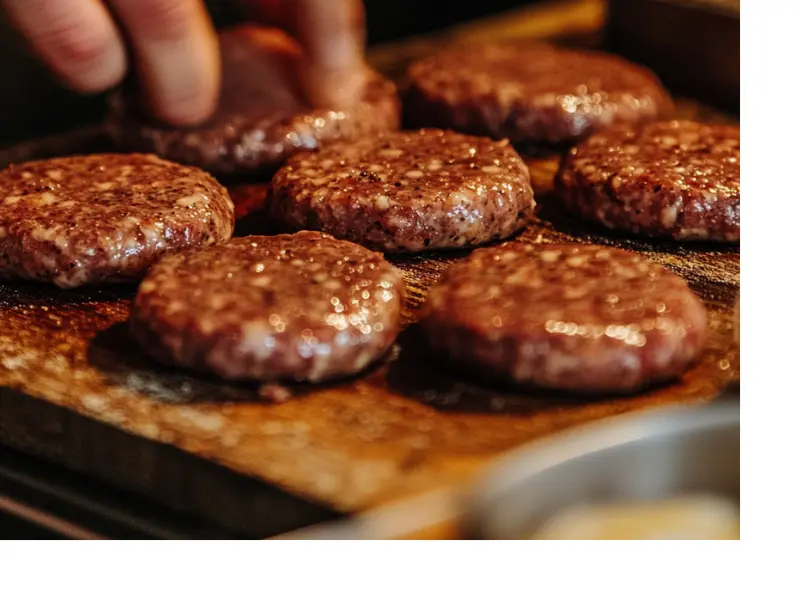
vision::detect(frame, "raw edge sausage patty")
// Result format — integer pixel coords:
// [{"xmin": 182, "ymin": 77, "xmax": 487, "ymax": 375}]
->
[
  {"xmin": 108, "ymin": 26, "xmax": 401, "ymax": 176},
  {"xmin": 0, "ymin": 154, "xmax": 234, "ymax": 288},
  {"xmin": 269, "ymin": 129, "xmax": 535, "ymax": 252},
  {"xmin": 405, "ymin": 43, "xmax": 673, "ymax": 145},
  {"xmin": 419, "ymin": 242, "xmax": 707, "ymax": 393},
  {"xmin": 556, "ymin": 121, "xmax": 740, "ymax": 242},
  {"xmin": 130, "ymin": 232, "xmax": 406, "ymax": 383}
]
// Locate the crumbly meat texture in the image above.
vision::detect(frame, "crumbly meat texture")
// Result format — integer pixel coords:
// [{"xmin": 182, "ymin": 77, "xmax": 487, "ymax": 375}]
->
[
  {"xmin": 0, "ymin": 153, "xmax": 234, "ymax": 288},
  {"xmin": 268, "ymin": 129, "xmax": 535, "ymax": 252},
  {"xmin": 419, "ymin": 242, "xmax": 707, "ymax": 393},
  {"xmin": 108, "ymin": 26, "xmax": 401, "ymax": 176},
  {"xmin": 405, "ymin": 43, "xmax": 674, "ymax": 144},
  {"xmin": 130, "ymin": 232, "xmax": 405, "ymax": 383},
  {"xmin": 555, "ymin": 121, "xmax": 740, "ymax": 242}
]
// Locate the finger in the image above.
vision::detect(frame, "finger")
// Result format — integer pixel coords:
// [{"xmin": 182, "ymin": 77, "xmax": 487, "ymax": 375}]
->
[
  {"xmin": 1, "ymin": 0, "xmax": 127, "ymax": 93},
  {"xmin": 108, "ymin": 0, "xmax": 220, "ymax": 126},
  {"xmin": 289, "ymin": 0, "xmax": 367, "ymax": 108}
]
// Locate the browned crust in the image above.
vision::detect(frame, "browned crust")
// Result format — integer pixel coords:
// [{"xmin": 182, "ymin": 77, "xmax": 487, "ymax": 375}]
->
[
  {"xmin": 405, "ymin": 42, "xmax": 674, "ymax": 144},
  {"xmin": 0, "ymin": 153, "xmax": 234, "ymax": 288},
  {"xmin": 107, "ymin": 26, "xmax": 401, "ymax": 176},
  {"xmin": 130, "ymin": 232, "xmax": 406, "ymax": 383},
  {"xmin": 268, "ymin": 129, "xmax": 535, "ymax": 253},
  {"xmin": 419, "ymin": 242, "xmax": 708, "ymax": 393},
  {"xmin": 555, "ymin": 121, "xmax": 740, "ymax": 242}
]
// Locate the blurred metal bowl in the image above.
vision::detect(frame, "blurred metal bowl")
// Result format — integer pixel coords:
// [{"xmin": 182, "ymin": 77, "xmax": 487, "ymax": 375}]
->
[{"xmin": 460, "ymin": 400, "xmax": 740, "ymax": 539}]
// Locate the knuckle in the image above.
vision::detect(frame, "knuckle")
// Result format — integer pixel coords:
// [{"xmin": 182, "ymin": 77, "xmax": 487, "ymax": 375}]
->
[{"xmin": 40, "ymin": 18, "xmax": 112, "ymax": 67}]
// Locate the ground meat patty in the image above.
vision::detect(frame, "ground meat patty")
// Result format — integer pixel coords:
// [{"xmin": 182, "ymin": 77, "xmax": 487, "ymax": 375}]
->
[
  {"xmin": 130, "ymin": 232, "xmax": 405, "ymax": 383},
  {"xmin": 268, "ymin": 129, "xmax": 535, "ymax": 252},
  {"xmin": 405, "ymin": 43, "xmax": 673, "ymax": 145},
  {"xmin": 555, "ymin": 121, "xmax": 740, "ymax": 242},
  {"xmin": 419, "ymin": 242, "xmax": 707, "ymax": 393},
  {"xmin": 0, "ymin": 154, "xmax": 234, "ymax": 288},
  {"xmin": 108, "ymin": 26, "xmax": 400, "ymax": 176}
]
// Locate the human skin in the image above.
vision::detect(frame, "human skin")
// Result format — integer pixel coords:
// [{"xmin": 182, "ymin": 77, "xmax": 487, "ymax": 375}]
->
[{"xmin": 0, "ymin": 0, "xmax": 366, "ymax": 126}]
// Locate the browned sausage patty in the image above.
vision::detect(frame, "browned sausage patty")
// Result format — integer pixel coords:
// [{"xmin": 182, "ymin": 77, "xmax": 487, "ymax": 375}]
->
[
  {"xmin": 405, "ymin": 43, "xmax": 673, "ymax": 145},
  {"xmin": 556, "ymin": 121, "xmax": 740, "ymax": 242},
  {"xmin": 0, "ymin": 154, "xmax": 234, "ymax": 288},
  {"xmin": 130, "ymin": 232, "xmax": 405, "ymax": 383},
  {"xmin": 419, "ymin": 243, "xmax": 707, "ymax": 393},
  {"xmin": 108, "ymin": 26, "xmax": 400, "ymax": 176},
  {"xmin": 269, "ymin": 129, "xmax": 535, "ymax": 252}
]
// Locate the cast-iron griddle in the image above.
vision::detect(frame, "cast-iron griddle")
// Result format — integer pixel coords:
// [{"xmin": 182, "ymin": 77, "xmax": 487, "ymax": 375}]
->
[{"xmin": 0, "ymin": 7, "xmax": 739, "ymax": 536}]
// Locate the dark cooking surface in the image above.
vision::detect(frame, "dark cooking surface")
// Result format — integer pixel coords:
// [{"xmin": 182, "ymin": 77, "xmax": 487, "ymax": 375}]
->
[
  {"xmin": 0, "ymin": 7, "xmax": 739, "ymax": 516},
  {"xmin": 0, "ymin": 133, "xmax": 738, "ymax": 514}
]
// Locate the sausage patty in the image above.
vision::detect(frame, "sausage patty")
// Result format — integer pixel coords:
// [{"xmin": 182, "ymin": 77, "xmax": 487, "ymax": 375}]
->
[
  {"xmin": 108, "ymin": 26, "xmax": 401, "ymax": 176},
  {"xmin": 0, "ymin": 154, "xmax": 234, "ymax": 288},
  {"xmin": 405, "ymin": 43, "xmax": 673, "ymax": 145},
  {"xmin": 130, "ymin": 232, "xmax": 405, "ymax": 383},
  {"xmin": 268, "ymin": 129, "xmax": 535, "ymax": 253},
  {"xmin": 555, "ymin": 121, "xmax": 740, "ymax": 242},
  {"xmin": 419, "ymin": 242, "xmax": 707, "ymax": 393}
]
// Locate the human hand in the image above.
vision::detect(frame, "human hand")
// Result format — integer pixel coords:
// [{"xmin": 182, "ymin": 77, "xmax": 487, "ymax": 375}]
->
[
  {"xmin": 1, "ymin": 0, "xmax": 366, "ymax": 126},
  {"xmin": 243, "ymin": 1, "xmax": 367, "ymax": 111}
]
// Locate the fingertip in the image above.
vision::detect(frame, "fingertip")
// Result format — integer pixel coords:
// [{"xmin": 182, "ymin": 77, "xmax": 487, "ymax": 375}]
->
[
  {"xmin": 111, "ymin": 0, "xmax": 221, "ymax": 127},
  {"xmin": 151, "ymin": 91, "xmax": 219, "ymax": 126},
  {"xmin": 291, "ymin": 0, "xmax": 367, "ymax": 107},
  {"xmin": 66, "ymin": 41, "xmax": 128, "ymax": 95},
  {"xmin": 304, "ymin": 64, "xmax": 366, "ymax": 109},
  {"xmin": 146, "ymin": 54, "xmax": 220, "ymax": 127}
]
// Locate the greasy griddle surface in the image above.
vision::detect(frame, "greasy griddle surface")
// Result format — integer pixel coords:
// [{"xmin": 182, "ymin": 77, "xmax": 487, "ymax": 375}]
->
[{"xmin": 0, "ymin": 120, "xmax": 739, "ymax": 511}]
